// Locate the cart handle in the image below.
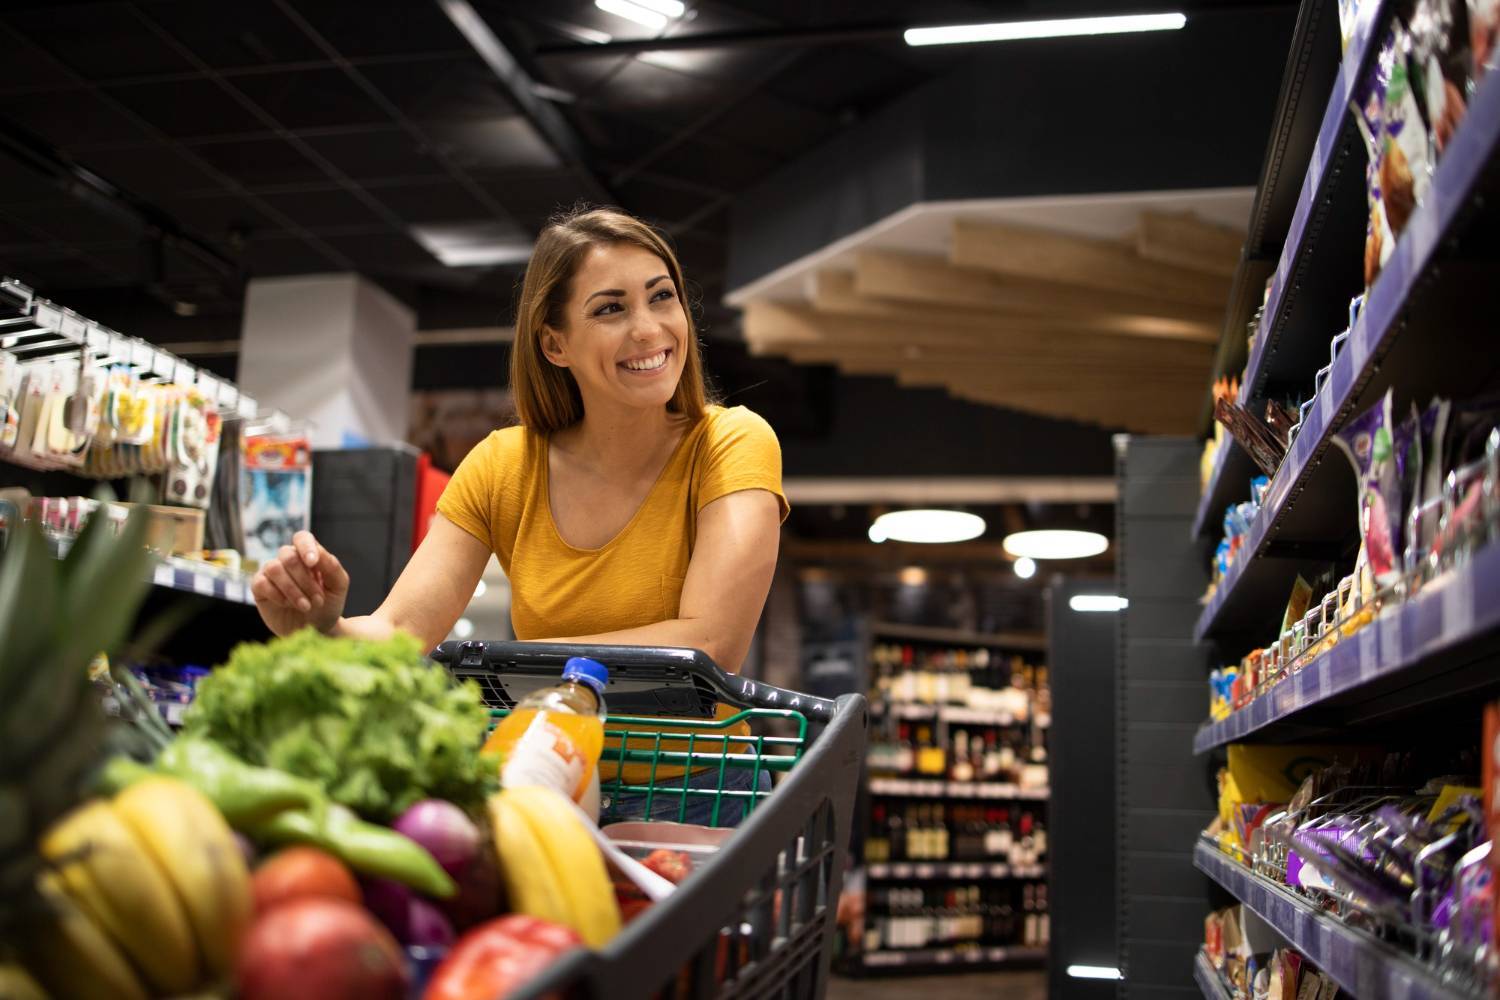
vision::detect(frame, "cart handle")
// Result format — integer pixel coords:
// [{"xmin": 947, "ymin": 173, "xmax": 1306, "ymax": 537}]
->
[{"xmin": 430, "ymin": 640, "xmax": 838, "ymax": 724}]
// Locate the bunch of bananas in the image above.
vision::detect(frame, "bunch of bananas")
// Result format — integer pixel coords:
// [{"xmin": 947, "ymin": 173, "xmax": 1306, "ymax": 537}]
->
[
  {"xmin": 488, "ymin": 786, "xmax": 621, "ymax": 949},
  {"xmin": 15, "ymin": 776, "xmax": 252, "ymax": 998}
]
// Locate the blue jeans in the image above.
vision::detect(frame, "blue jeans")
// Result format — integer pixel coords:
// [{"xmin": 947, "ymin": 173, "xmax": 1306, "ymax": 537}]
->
[{"xmin": 600, "ymin": 765, "xmax": 773, "ymax": 827}]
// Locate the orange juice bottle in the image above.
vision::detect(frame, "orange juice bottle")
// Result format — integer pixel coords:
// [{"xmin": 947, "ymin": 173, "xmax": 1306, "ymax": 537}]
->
[{"xmin": 484, "ymin": 657, "xmax": 608, "ymax": 802}]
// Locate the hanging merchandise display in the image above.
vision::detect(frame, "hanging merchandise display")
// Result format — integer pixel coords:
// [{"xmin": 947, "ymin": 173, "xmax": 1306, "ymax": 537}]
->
[{"xmin": 241, "ymin": 431, "xmax": 312, "ymax": 567}]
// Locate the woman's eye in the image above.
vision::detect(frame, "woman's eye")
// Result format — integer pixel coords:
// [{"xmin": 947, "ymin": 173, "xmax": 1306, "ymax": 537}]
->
[
  {"xmin": 652, "ymin": 288, "xmax": 676, "ymax": 303},
  {"xmin": 593, "ymin": 302, "xmax": 622, "ymax": 316}
]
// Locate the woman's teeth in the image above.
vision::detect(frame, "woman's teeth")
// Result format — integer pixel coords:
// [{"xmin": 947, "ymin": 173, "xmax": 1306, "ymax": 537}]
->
[{"xmin": 622, "ymin": 350, "xmax": 668, "ymax": 371}]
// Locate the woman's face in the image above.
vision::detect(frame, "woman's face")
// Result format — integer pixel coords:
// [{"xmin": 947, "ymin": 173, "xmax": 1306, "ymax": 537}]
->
[{"xmin": 544, "ymin": 242, "xmax": 688, "ymax": 415}]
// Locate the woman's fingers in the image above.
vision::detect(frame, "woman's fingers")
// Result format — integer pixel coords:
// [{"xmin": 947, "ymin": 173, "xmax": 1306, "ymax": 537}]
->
[
  {"xmin": 278, "ymin": 545, "xmax": 326, "ymax": 609},
  {"xmin": 258, "ymin": 560, "xmax": 309, "ymax": 612},
  {"xmin": 315, "ymin": 544, "xmax": 350, "ymax": 598},
  {"xmin": 293, "ymin": 530, "xmax": 321, "ymax": 569}
]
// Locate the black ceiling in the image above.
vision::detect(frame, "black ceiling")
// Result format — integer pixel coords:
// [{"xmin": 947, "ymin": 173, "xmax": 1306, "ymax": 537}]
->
[
  {"xmin": 0, "ymin": 0, "xmax": 1013, "ymax": 330},
  {"xmin": 0, "ymin": 0, "xmax": 1294, "ymax": 335}
]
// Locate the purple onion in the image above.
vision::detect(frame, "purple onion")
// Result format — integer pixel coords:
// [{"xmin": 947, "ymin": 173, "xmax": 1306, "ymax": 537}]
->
[{"xmin": 392, "ymin": 800, "xmax": 481, "ymax": 877}]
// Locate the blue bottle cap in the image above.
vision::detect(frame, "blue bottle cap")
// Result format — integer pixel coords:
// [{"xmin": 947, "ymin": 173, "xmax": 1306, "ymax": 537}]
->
[{"xmin": 562, "ymin": 656, "xmax": 609, "ymax": 694}]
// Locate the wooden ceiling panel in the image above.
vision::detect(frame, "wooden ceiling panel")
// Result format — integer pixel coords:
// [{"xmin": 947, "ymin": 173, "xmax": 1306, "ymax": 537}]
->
[
  {"xmin": 949, "ymin": 219, "xmax": 1231, "ymax": 308},
  {"xmin": 852, "ymin": 249, "xmax": 1223, "ymax": 333}
]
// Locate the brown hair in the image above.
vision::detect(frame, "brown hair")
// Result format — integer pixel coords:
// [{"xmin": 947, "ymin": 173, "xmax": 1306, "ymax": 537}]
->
[{"xmin": 510, "ymin": 205, "xmax": 709, "ymax": 434}]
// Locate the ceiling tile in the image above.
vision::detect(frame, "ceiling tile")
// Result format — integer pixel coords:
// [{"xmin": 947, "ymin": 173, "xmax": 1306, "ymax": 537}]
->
[
  {"xmin": 0, "ymin": 29, "xmax": 78, "ymax": 92},
  {"xmin": 143, "ymin": 0, "xmax": 326, "ymax": 68},
  {"xmin": 699, "ymin": 93, "xmax": 833, "ymax": 158},
  {"xmin": 427, "ymin": 117, "xmax": 559, "ymax": 172},
  {"xmin": 76, "ymin": 144, "xmax": 227, "ymax": 204},
  {"xmin": 0, "ymin": 89, "xmax": 155, "ymax": 149},
  {"xmin": 320, "ymin": 231, "xmax": 436, "ymax": 272},
  {"xmin": 281, "ymin": 0, "xmax": 464, "ymax": 58},
  {"xmin": 231, "ymin": 68, "xmax": 392, "ymax": 130},
  {"xmin": 188, "ymin": 137, "xmax": 329, "ymax": 186},
  {"xmin": 581, "ymin": 59, "xmax": 721, "ymax": 118},
  {"xmin": 640, "ymin": 136, "xmax": 775, "ymax": 192},
  {"xmin": 0, "ymin": 157, "xmax": 71, "ymax": 209},
  {"xmin": 241, "ymin": 232, "xmax": 345, "ymax": 275},
  {"xmin": 255, "ymin": 187, "xmax": 391, "ymax": 230},
  {"xmin": 472, "ymin": 170, "xmax": 590, "ymax": 228},
  {"xmin": 0, "ymin": 199, "xmax": 140, "ymax": 246},
  {"xmin": 108, "ymin": 77, "xmax": 271, "ymax": 139},
  {"xmin": 364, "ymin": 181, "xmax": 490, "ymax": 225},
  {"xmin": 614, "ymin": 176, "xmax": 698, "ymax": 228},
  {"xmin": 5, "ymin": 5, "xmax": 197, "ymax": 81},
  {"xmin": 157, "ymin": 193, "xmax": 274, "ymax": 241},
  {"xmin": 297, "ymin": 127, "xmax": 450, "ymax": 181},
  {"xmin": 360, "ymin": 57, "xmax": 517, "ymax": 123}
]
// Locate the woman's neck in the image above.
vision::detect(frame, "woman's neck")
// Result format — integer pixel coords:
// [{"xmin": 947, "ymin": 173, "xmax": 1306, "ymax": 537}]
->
[{"xmin": 559, "ymin": 402, "xmax": 683, "ymax": 474}]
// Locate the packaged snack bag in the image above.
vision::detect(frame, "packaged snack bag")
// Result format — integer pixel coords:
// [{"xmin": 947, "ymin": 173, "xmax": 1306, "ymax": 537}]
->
[
  {"xmin": 1332, "ymin": 390, "xmax": 1403, "ymax": 583},
  {"xmin": 1352, "ymin": 31, "xmax": 1397, "ymax": 285},
  {"xmin": 1411, "ymin": 0, "xmax": 1472, "ymax": 156},
  {"xmin": 1380, "ymin": 25, "xmax": 1433, "ymax": 237}
]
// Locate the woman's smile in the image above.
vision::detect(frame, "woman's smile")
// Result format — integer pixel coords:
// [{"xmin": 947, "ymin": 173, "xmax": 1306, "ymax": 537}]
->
[{"xmin": 619, "ymin": 347, "xmax": 673, "ymax": 374}]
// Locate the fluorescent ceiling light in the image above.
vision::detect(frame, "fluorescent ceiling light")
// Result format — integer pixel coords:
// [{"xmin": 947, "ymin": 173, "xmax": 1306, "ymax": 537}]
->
[
  {"xmin": 905, "ymin": 13, "xmax": 1185, "ymax": 46},
  {"xmin": 452, "ymin": 617, "xmax": 476, "ymax": 640},
  {"xmin": 1066, "ymin": 965, "xmax": 1124, "ymax": 980},
  {"xmin": 631, "ymin": 0, "xmax": 686, "ymax": 16},
  {"xmin": 1070, "ymin": 595, "xmax": 1129, "ymax": 613},
  {"xmin": 411, "ymin": 223, "xmax": 534, "ymax": 268},
  {"xmin": 869, "ymin": 509, "xmax": 986, "ymax": 544},
  {"xmin": 1003, "ymin": 529, "xmax": 1109, "ymax": 560},
  {"xmin": 595, "ymin": 0, "xmax": 670, "ymax": 29},
  {"xmin": 1013, "ymin": 556, "xmax": 1037, "ymax": 580}
]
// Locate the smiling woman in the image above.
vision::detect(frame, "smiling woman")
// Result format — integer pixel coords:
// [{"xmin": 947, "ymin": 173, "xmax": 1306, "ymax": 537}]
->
[{"xmin": 249, "ymin": 205, "xmax": 790, "ymax": 826}]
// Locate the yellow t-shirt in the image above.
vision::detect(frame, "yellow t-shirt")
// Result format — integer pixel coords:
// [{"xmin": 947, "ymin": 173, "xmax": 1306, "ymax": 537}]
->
[{"xmin": 436, "ymin": 404, "xmax": 789, "ymax": 781}]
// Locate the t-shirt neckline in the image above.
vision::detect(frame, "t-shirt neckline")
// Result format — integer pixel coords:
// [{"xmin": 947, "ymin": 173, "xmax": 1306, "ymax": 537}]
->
[{"xmin": 541, "ymin": 411, "xmax": 708, "ymax": 554}]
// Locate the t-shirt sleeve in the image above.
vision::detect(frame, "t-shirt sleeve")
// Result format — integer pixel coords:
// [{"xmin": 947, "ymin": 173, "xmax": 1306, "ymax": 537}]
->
[
  {"xmin": 435, "ymin": 432, "xmax": 498, "ymax": 548},
  {"xmin": 697, "ymin": 406, "xmax": 790, "ymax": 523}
]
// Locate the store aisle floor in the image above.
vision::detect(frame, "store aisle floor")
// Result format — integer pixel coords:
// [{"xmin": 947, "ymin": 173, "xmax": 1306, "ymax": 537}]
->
[{"xmin": 828, "ymin": 970, "xmax": 1047, "ymax": 999}]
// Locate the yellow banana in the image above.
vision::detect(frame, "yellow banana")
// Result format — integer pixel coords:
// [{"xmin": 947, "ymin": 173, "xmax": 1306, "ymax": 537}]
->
[
  {"xmin": 0, "ymin": 961, "xmax": 49, "ymax": 1000},
  {"xmin": 15, "ymin": 871, "xmax": 147, "ymax": 1000},
  {"xmin": 40, "ymin": 799, "xmax": 198, "ymax": 995},
  {"xmin": 487, "ymin": 791, "xmax": 574, "ymax": 928},
  {"xmin": 504, "ymin": 786, "xmax": 621, "ymax": 948},
  {"xmin": 113, "ymin": 776, "xmax": 253, "ymax": 980}
]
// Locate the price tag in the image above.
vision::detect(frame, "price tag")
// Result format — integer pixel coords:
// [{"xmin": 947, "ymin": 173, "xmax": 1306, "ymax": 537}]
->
[
  {"xmin": 239, "ymin": 396, "xmax": 257, "ymax": 417},
  {"xmin": 153, "ymin": 563, "xmax": 174, "ymax": 588},
  {"xmin": 60, "ymin": 312, "xmax": 87, "ymax": 342},
  {"xmin": 192, "ymin": 573, "xmax": 215, "ymax": 597},
  {"xmin": 33, "ymin": 302, "xmax": 62, "ymax": 332},
  {"xmin": 153, "ymin": 349, "xmax": 174, "ymax": 378},
  {"xmin": 915, "ymin": 864, "xmax": 933, "ymax": 878},
  {"xmin": 224, "ymin": 580, "xmax": 245, "ymax": 604},
  {"xmin": 86, "ymin": 323, "xmax": 111, "ymax": 352},
  {"xmin": 131, "ymin": 340, "xmax": 154, "ymax": 369}
]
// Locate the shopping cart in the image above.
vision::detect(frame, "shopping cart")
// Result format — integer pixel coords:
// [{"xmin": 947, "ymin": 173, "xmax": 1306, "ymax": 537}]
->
[{"xmin": 430, "ymin": 640, "xmax": 867, "ymax": 1000}]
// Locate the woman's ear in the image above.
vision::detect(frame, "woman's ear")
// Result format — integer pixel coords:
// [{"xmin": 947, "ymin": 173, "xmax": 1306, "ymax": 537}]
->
[{"xmin": 539, "ymin": 325, "xmax": 569, "ymax": 368}]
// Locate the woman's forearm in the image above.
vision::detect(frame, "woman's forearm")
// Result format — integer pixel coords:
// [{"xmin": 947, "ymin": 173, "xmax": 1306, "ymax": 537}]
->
[{"xmin": 536, "ymin": 618, "xmax": 743, "ymax": 673}]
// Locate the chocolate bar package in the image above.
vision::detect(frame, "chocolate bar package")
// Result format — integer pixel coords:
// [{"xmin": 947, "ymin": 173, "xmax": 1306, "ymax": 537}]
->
[{"xmin": 1411, "ymin": 0, "xmax": 1472, "ymax": 156}]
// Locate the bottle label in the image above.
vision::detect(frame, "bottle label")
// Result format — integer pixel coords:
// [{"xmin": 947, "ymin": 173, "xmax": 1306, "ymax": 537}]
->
[{"xmin": 501, "ymin": 716, "xmax": 587, "ymax": 798}]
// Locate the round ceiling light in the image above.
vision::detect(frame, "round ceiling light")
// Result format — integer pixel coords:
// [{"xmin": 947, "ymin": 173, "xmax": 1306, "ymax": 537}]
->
[
  {"xmin": 868, "ymin": 509, "xmax": 986, "ymax": 544},
  {"xmin": 1013, "ymin": 556, "xmax": 1037, "ymax": 579},
  {"xmin": 1002, "ymin": 529, "xmax": 1109, "ymax": 560}
]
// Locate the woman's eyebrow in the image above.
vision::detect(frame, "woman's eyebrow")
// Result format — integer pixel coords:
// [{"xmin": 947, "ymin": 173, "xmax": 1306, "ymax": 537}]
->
[
  {"xmin": 645, "ymin": 274, "xmax": 670, "ymax": 288},
  {"xmin": 585, "ymin": 288, "xmax": 625, "ymax": 304}
]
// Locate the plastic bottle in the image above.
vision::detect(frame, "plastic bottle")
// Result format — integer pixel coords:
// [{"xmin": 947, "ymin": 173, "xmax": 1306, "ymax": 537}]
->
[{"xmin": 483, "ymin": 657, "xmax": 608, "ymax": 802}]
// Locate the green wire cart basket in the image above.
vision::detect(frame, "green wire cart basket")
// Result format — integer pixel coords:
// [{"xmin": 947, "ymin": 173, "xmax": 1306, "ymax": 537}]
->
[{"xmin": 432, "ymin": 640, "xmax": 868, "ymax": 999}]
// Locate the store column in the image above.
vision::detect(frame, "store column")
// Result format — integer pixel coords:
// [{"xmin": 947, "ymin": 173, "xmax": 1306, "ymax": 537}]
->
[{"xmin": 237, "ymin": 274, "xmax": 415, "ymax": 448}]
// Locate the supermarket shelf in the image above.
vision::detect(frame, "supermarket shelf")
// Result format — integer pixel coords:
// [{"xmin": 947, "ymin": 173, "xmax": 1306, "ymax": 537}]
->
[
  {"xmin": 151, "ymin": 560, "xmax": 255, "ymax": 605},
  {"xmin": 1193, "ymin": 842, "xmax": 1473, "ymax": 1000},
  {"xmin": 1238, "ymin": 0, "xmax": 1388, "ymax": 407},
  {"xmin": 870, "ymin": 702, "xmax": 1028, "ymax": 727},
  {"xmin": 1194, "ymin": 62, "xmax": 1500, "ymax": 642},
  {"xmin": 870, "ymin": 621, "xmax": 1047, "ymax": 652},
  {"xmin": 1193, "ymin": 439, "xmax": 1257, "ymax": 540},
  {"xmin": 868, "ymin": 778, "xmax": 1049, "ymax": 801},
  {"xmin": 1198, "ymin": 0, "xmax": 1345, "ymax": 435},
  {"xmin": 859, "ymin": 945, "xmax": 1047, "ymax": 970},
  {"xmin": 866, "ymin": 861, "xmax": 1046, "ymax": 881},
  {"xmin": 1194, "ymin": 542, "xmax": 1500, "ymax": 753},
  {"xmin": 1194, "ymin": 950, "xmax": 1232, "ymax": 1000}
]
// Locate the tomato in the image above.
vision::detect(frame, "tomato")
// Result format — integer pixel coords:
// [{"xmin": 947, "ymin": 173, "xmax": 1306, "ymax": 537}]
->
[
  {"xmin": 422, "ymin": 915, "xmax": 582, "ymax": 1000},
  {"xmin": 252, "ymin": 846, "xmax": 361, "ymax": 914},
  {"xmin": 237, "ymin": 897, "xmax": 407, "ymax": 1000},
  {"xmin": 642, "ymin": 849, "xmax": 692, "ymax": 885}
]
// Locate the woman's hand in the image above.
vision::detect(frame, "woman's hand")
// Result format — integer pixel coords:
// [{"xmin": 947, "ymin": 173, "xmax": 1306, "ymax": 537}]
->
[{"xmin": 251, "ymin": 530, "xmax": 350, "ymax": 637}]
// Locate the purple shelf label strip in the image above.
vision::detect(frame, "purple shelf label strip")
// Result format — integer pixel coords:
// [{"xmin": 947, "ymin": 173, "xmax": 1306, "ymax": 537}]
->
[
  {"xmin": 1195, "ymin": 951, "xmax": 1229, "ymax": 1000},
  {"xmin": 1195, "ymin": 543, "xmax": 1500, "ymax": 753},
  {"xmin": 1195, "ymin": 66, "xmax": 1500, "ymax": 645},
  {"xmin": 1194, "ymin": 844, "xmax": 1468, "ymax": 1000},
  {"xmin": 1193, "ymin": 439, "xmax": 1236, "ymax": 540}
]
